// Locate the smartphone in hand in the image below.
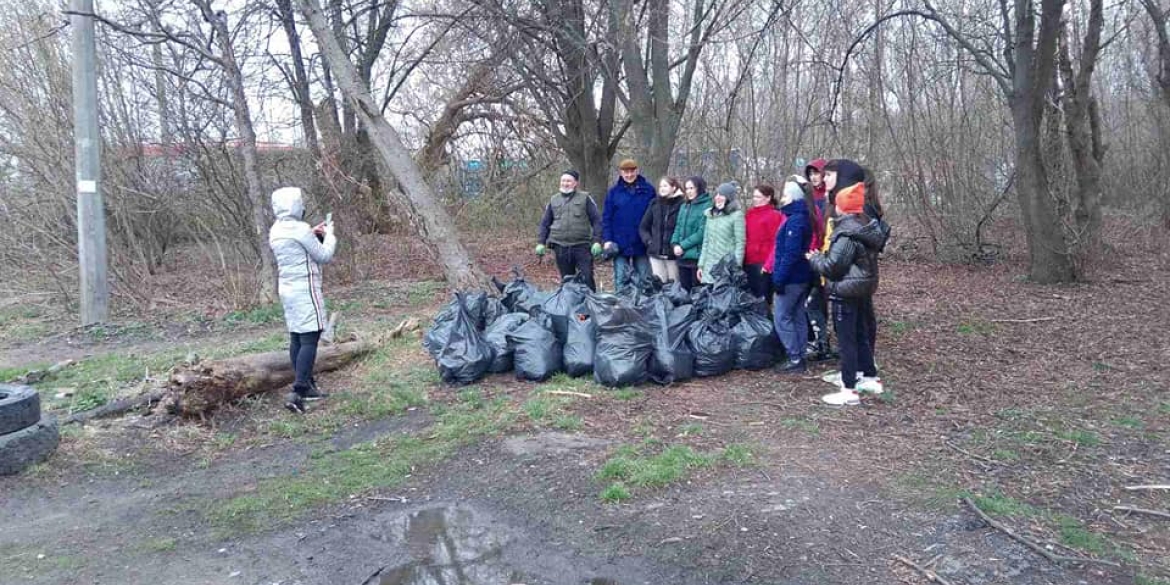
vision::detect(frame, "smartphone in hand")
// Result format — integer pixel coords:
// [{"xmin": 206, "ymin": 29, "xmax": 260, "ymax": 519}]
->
[{"xmin": 325, "ymin": 212, "xmax": 333, "ymax": 226}]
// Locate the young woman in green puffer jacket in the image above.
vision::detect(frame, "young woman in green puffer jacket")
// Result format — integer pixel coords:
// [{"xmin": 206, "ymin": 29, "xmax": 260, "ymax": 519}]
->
[
  {"xmin": 670, "ymin": 176, "xmax": 713, "ymax": 290},
  {"xmin": 697, "ymin": 182, "xmax": 745, "ymax": 283}
]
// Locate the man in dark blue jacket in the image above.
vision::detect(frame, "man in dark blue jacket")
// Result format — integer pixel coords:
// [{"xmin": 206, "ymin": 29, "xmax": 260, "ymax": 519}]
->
[{"xmin": 602, "ymin": 159, "xmax": 655, "ymax": 291}]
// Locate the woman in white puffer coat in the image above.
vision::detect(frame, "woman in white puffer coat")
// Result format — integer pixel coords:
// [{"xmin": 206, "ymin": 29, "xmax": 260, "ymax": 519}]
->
[{"xmin": 269, "ymin": 187, "xmax": 337, "ymax": 413}]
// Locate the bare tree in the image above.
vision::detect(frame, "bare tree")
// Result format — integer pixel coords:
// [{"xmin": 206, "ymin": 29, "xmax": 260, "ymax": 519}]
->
[{"xmin": 295, "ymin": 0, "xmax": 486, "ymax": 288}]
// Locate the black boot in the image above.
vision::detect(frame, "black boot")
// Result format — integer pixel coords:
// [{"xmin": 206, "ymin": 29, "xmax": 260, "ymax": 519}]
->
[
  {"xmin": 298, "ymin": 379, "xmax": 329, "ymax": 401},
  {"xmin": 284, "ymin": 391, "xmax": 305, "ymax": 414}
]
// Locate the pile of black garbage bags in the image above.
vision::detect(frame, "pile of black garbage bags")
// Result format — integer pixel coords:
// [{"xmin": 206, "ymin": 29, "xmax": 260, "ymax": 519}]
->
[{"xmin": 423, "ymin": 257, "xmax": 782, "ymax": 387}]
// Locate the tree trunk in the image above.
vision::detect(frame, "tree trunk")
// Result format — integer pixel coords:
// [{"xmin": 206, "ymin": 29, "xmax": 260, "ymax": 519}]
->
[
  {"xmin": 199, "ymin": 4, "xmax": 277, "ymax": 303},
  {"xmin": 295, "ymin": 0, "xmax": 488, "ymax": 289},
  {"xmin": 1011, "ymin": 104, "xmax": 1075, "ymax": 283},
  {"xmin": 157, "ymin": 338, "xmax": 376, "ymax": 417},
  {"xmin": 1057, "ymin": 2, "xmax": 1106, "ymax": 270}
]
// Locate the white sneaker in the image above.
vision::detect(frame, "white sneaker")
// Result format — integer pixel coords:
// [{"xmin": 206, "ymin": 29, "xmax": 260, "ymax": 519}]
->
[
  {"xmin": 856, "ymin": 376, "xmax": 884, "ymax": 395},
  {"xmin": 821, "ymin": 370, "xmax": 864, "ymax": 386},
  {"xmin": 821, "ymin": 388, "xmax": 860, "ymax": 406}
]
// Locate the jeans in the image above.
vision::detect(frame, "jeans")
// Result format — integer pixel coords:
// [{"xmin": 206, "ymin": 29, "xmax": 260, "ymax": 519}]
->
[
  {"xmin": 648, "ymin": 256, "xmax": 680, "ymax": 283},
  {"xmin": 612, "ymin": 254, "xmax": 651, "ymax": 291},
  {"xmin": 289, "ymin": 330, "xmax": 321, "ymax": 393},
  {"xmin": 773, "ymin": 282, "xmax": 811, "ymax": 362},
  {"xmin": 553, "ymin": 243, "xmax": 596, "ymax": 292},
  {"xmin": 833, "ymin": 299, "xmax": 878, "ymax": 389}
]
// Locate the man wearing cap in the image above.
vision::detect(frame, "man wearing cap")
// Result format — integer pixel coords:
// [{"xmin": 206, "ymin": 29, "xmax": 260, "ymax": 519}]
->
[
  {"xmin": 602, "ymin": 158, "xmax": 656, "ymax": 290},
  {"xmin": 536, "ymin": 170, "xmax": 603, "ymax": 291}
]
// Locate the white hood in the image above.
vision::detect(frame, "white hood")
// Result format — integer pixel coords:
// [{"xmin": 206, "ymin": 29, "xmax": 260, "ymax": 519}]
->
[{"xmin": 271, "ymin": 187, "xmax": 304, "ymax": 220}]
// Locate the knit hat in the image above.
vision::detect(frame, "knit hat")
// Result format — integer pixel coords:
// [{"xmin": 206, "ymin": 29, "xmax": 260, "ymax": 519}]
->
[
  {"xmin": 562, "ymin": 169, "xmax": 580, "ymax": 181},
  {"xmin": 782, "ymin": 181, "xmax": 805, "ymax": 203},
  {"xmin": 715, "ymin": 182, "xmax": 738, "ymax": 197},
  {"xmin": 618, "ymin": 158, "xmax": 639, "ymax": 170},
  {"xmin": 835, "ymin": 183, "xmax": 866, "ymax": 215}
]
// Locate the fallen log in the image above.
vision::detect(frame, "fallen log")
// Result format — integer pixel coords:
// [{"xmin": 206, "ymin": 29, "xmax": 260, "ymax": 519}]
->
[{"xmin": 156, "ymin": 337, "xmax": 378, "ymax": 418}]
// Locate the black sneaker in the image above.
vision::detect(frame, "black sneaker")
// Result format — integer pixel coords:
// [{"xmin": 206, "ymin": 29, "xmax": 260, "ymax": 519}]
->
[
  {"xmin": 284, "ymin": 392, "xmax": 306, "ymax": 414},
  {"xmin": 779, "ymin": 359, "xmax": 807, "ymax": 374},
  {"xmin": 299, "ymin": 386, "xmax": 330, "ymax": 401}
]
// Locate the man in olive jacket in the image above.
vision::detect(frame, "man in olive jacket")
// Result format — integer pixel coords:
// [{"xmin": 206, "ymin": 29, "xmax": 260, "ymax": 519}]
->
[{"xmin": 537, "ymin": 170, "xmax": 603, "ymax": 291}]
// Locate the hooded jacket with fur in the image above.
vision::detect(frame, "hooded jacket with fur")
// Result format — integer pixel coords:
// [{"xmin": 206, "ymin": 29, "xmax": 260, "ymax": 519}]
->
[{"xmin": 269, "ymin": 187, "xmax": 337, "ymax": 333}]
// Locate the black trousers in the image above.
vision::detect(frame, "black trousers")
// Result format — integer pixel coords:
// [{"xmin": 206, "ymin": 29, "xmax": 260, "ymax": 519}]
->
[
  {"xmin": 552, "ymin": 243, "xmax": 596, "ymax": 291},
  {"xmin": 806, "ymin": 283, "xmax": 831, "ymax": 355},
  {"xmin": 289, "ymin": 330, "xmax": 321, "ymax": 393},
  {"xmin": 743, "ymin": 263, "xmax": 773, "ymax": 301},
  {"xmin": 677, "ymin": 260, "xmax": 699, "ymax": 291},
  {"xmin": 832, "ymin": 298, "xmax": 877, "ymax": 389}
]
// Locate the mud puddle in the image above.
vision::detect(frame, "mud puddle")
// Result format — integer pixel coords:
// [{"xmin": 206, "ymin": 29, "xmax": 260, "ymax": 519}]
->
[{"xmin": 369, "ymin": 506, "xmax": 629, "ymax": 585}]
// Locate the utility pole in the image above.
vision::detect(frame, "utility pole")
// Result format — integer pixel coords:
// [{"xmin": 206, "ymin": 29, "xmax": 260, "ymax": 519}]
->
[{"xmin": 71, "ymin": 0, "xmax": 108, "ymax": 325}]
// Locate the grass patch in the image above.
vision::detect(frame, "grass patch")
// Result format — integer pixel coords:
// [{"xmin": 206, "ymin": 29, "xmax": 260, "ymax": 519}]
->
[
  {"xmin": 956, "ymin": 319, "xmax": 997, "ymax": 336},
  {"xmin": 971, "ymin": 489, "xmax": 1036, "ymax": 518},
  {"xmin": 610, "ymin": 388, "xmax": 643, "ymax": 401},
  {"xmin": 1053, "ymin": 428, "xmax": 1100, "ymax": 447},
  {"xmin": 208, "ymin": 394, "xmax": 516, "ymax": 536},
  {"xmin": 600, "ymin": 483, "xmax": 631, "ymax": 502},
  {"xmin": 1137, "ymin": 575, "xmax": 1170, "ymax": 585},
  {"xmin": 406, "ymin": 281, "xmax": 446, "ymax": 306},
  {"xmin": 1053, "ymin": 515, "xmax": 1109, "ymax": 556},
  {"xmin": 141, "ymin": 537, "xmax": 177, "ymax": 553},
  {"xmin": 781, "ymin": 418, "xmax": 820, "ymax": 435},
  {"xmin": 552, "ymin": 414, "xmax": 583, "ymax": 431},
  {"xmin": 596, "ymin": 442, "xmax": 753, "ymax": 501},
  {"xmin": 887, "ymin": 320, "xmax": 917, "ymax": 339},
  {"xmin": 223, "ymin": 303, "xmax": 284, "ymax": 326},
  {"xmin": 991, "ymin": 449, "xmax": 1020, "ymax": 462},
  {"xmin": 678, "ymin": 423, "xmax": 704, "ymax": 437},
  {"xmin": 1112, "ymin": 416, "xmax": 1143, "ymax": 430},
  {"xmin": 1160, "ymin": 402, "xmax": 1170, "ymax": 416}
]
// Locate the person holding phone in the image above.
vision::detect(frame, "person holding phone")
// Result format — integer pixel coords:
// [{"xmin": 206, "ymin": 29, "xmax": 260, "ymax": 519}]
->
[{"xmin": 269, "ymin": 187, "xmax": 337, "ymax": 414}]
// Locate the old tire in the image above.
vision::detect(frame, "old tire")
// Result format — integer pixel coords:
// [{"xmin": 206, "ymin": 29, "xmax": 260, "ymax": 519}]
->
[
  {"xmin": 0, "ymin": 416, "xmax": 59, "ymax": 476},
  {"xmin": 0, "ymin": 384, "xmax": 41, "ymax": 435}
]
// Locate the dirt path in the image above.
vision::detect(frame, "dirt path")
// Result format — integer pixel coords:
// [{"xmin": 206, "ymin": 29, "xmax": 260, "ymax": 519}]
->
[{"xmin": 1, "ymin": 243, "xmax": 1167, "ymax": 584}]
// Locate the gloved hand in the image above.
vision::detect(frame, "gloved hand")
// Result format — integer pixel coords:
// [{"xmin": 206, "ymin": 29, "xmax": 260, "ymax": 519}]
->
[
  {"xmin": 604, "ymin": 241, "xmax": 616, "ymax": 251},
  {"xmin": 535, "ymin": 244, "xmax": 547, "ymax": 256},
  {"xmin": 590, "ymin": 242, "xmax": 603, "ymax": 257}
]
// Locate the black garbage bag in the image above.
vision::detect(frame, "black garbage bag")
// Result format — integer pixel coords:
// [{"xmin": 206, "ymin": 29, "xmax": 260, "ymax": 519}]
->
[
  {"xmin": 507, "ymin": 310, "xmax": 563, "ymax": 382},
  {"xmin": 732, "ymin": 310, "xmax": 781, "ymax": 370},
  {"xmin": 496, "ymin": 267, "xmax": 540, "ymax": 312},
  {"xmin": 688, "ymin": 315, "xmax": 735, "ymax": 377},
  {"xmin": 706, "ymin": 255, "xmax": 749, "ymax": 290},
  {"xmin": 483, "ymin": 313, "xmax": 529, "ymax": 373},
  {"xmin": 648, "ymin": 299, "xmax": 696, "ymax": 384},
  {"xmin": 483, "ymin": 296, "xmax": 507, "ymax": 328},
  {"xmin": 540, "ymin": 275, "xmax": 591, "ymax": 343},
  {"xmin": 564, "ymin": 310, "xmax": 597, "ymax": 377},
  {"xmin": 437, "ymin": 296, "xmax": 495, "ymax": 385},
  {"xmin": 663, "ymin": 280, "xmax": 692, "ymax": 307},
  {"xmin": 593, "ymin": 299, "xmax": 655, "ymax": 387},
  {"xmin": 422, "ymin": 297, "xmax": 461, "ymax": 359},
  {"xmin": 617, "ymin": 272, "xmax": 664, "ymax": 306}
]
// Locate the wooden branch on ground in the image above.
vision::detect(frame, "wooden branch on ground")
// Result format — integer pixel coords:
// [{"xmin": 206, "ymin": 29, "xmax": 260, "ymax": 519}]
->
[
  {"xmin": 962, "ymin": 497, "xmax": 1122, "ymax": 568},
  {"xmin": 944, "ymin": 441, "xmax": 999, "ymax": 465},
  {"xmin": 63, "ymin": 388, "xmax": 169, "ymax": 426},
  {"xmin": 1124, "ymin": 485, "xmax": 1170, "ymax": 491},
  {"xmin": 989, "ymin": 317, "xmax": 1057, "ymax": 324},
  {"xmin": 1114, "ymin": 506, "xmax": 1170, "ymax": 520},
  {"xmin": 892, "ymin": 554, "xmax": 953, "ymax": 585},
  {"xmin": 156, "ymin": 337, "xmax": 379, "ymax": 418},
  {"xmin": 544, "ymin": 390, "xmax": 593, "ymax": 399}
]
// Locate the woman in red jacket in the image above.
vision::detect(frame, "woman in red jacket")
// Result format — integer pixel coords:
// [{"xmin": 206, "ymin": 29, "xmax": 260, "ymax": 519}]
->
[{"xmin": 743, "ymin": 184, "xmax": 784, "ymax": 302}]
